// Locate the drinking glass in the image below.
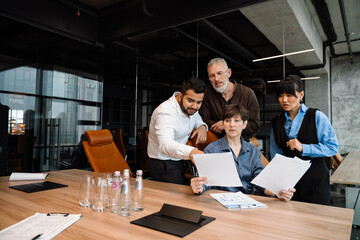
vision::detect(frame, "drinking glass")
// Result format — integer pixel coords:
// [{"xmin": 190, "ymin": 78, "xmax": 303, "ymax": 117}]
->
[
  {"xmin": 102, "ymin": 172, "xmax": 113, "ymax": 204},
  {"xmin": 92, "ymin": 176, "xmax": 109, "ymax": 212},
  {"xmin": 79, "ymin": 175, "xmax": 93, "ymax": 208}
]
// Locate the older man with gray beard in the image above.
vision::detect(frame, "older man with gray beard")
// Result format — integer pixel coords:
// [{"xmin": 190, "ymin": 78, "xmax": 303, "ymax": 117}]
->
[{"xmin": 199, "ymin": 58, "xmax": 260, "ymax": 141}]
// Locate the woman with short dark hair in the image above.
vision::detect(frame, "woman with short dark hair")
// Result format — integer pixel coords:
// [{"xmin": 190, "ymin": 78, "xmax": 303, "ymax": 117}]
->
[{"xmin": 191, "ymin": 104, "xmax": 295, "ymax": 201}]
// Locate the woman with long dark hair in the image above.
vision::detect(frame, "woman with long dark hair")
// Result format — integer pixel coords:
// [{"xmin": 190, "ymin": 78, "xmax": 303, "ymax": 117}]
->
[{"xmin": 270, "ymin": 75, "xmax": 338, "ymax": 205}]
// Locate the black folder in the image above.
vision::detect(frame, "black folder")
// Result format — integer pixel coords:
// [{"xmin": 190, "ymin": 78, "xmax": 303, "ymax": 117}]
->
[
  {"xmin": 9, "ymin": 181, "xmax": 68, "ymax": 193},
  {"xmin": 131, "ymin": 203, "xmax": 215, "ymax": 237}
]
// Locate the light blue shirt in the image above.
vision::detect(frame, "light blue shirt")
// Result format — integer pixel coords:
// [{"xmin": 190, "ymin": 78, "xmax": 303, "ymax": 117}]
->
[
  {"xmin": 202, "ymin": 136, "xmax": 264, "ymax": 194},
  {"xmin": 270, "ymin": 104, "xmax": 338, "ymax": 159}
]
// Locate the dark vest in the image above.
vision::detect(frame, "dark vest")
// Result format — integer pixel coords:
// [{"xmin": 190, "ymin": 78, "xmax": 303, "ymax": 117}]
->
[{"xmin": 272, "ymin": 108, "xmax": 330, "ymax": 205}]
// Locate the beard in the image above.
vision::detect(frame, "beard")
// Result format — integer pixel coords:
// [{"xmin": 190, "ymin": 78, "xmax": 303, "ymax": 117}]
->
[
  {"xmin": 212, "ymin": 79, "xmax": 228, "ymax": 93},
  {"xmin": 180, "ymin": 97, "xmax": 197, "ymax": 116}
]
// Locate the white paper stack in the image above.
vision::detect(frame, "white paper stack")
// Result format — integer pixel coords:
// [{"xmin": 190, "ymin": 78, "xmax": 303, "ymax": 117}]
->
[
  {"xmin": 193, "ymin": 152, "xmax": 242, "ymax": 187},
  {"xmin": 251, "ymin": 154, "xmax": 311, "ymax": 197},
  {"xmin": 9, "ymin": 172, "xmax": 49, "ymax": 181},
  {"xmin": 0, "ymin": 212, "xmax": 81, "ymax": 240}
]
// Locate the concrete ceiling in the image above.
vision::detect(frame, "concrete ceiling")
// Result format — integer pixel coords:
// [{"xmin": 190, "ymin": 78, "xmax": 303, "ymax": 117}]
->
[
  {"xmin": 0, "ymin": 0, "xmax": 358, "ymax": 84},
  {"xmin": 241, "ymin": 0, "xmax": 325, "ymax": 76},
  {"xmin": 241, "ymin": 0, "xmax": 359, "ymax": 76},
  {"xmin": 318, "ymin": 0, "xmax": 360, "ymax": 54}
]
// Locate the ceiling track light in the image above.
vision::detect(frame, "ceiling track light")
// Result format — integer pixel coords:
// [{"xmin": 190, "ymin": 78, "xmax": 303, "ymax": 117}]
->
[
  {"xmin": 301, "ymin": 77, "xmax": 320, "ymax": 80},
  {"xmin": 252, "ymin": 49, "xmax": 315, "ymax": 62},
  {"xmin": 267, "ymin": 80, "xmax": 281, "ymax": 83},
  {"xmin": 267, "ymin": 76, "xmax": 320, "ymax": 83}
]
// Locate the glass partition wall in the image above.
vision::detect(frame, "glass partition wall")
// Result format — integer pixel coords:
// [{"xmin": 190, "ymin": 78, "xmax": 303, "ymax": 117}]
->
[
  {"xmin": 0, "ymin": 0, "xmax": 308, "ymax": 175},
  {"xmin": 0, "ymin": 66, "xmax": 102, "ymax": 174},
  {"xmin": 132, "ymin": 4, "xmax": 298, "ymax": 160}
]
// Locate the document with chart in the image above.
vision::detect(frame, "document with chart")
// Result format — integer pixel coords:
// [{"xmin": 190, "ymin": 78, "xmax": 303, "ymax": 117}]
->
[
  {"xmin": 251, "ymin": 154, "xmax": 311, "ymax": 197},
  {"xmin": 210, "ymin": 191, "xmax": 267, "ymax": 209},
  {"xmin": 0, "ymin": 212, "xmax": 81, "ymax": 240}
]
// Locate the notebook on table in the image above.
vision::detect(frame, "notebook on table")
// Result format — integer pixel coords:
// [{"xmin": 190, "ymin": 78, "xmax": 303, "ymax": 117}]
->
[
  {"xmin": 9, "ymin": 181, "xmax": 68, "ymax": 193},
  {"xmin": 131, "ymin": 203, "xmax": 215, "ymax": 237}
]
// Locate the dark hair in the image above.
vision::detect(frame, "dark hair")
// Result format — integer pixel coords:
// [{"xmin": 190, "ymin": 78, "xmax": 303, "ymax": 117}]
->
[
  {"xmin": 276, "ymin": 75, "xmax": 304, "ymax": 98},
  {"xmin": 222, "ymin": 104, "xmax": 249, "ymax": 122},
  {"xmin": 181, "ymin": 77, "xmax": 206, "ymax": 95}
]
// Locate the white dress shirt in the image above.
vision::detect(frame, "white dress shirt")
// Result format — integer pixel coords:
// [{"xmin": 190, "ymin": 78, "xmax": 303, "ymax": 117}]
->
[{"xmin": 147, "ymin": 92, "xmax": 207, "ymax": 160}]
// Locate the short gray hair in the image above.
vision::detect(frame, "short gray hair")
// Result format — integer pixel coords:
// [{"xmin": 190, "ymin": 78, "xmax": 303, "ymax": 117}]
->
[{"xmin": 207, "ymin": 58, "xmax": 228, "ymax": 69}]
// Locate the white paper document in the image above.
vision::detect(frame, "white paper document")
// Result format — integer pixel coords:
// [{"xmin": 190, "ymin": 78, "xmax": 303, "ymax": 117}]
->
[
  {"xmin": 0, "ymin": 212, "xmax": 82, "ymax": 240},
  {"xmin": 193, "ymin": 152, "xmax": 242, "ymax": 187},
  {"xmin": 210, "ymin": 191, "xmax": 267, "ymax": 209},
  {"xmin": 251, "ymin": 154, "xmax": 311, "ymax": 196},
  {"xmin": 9, "ymin": 172, "xmax": 49, "ymax": 181}
]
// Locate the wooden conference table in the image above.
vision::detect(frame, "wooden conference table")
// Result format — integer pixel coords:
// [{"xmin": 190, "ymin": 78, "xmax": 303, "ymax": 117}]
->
[
  {"xmin": 331, "ymin": 151, "xmax": 360, "ymax": 185},
  {"xmin": 331, "ymin": 151, "xmax": 360, "ymax": 226},
  {"xmin": 0, "ymin": 169, "xmax": 354, "ymax": 240}
]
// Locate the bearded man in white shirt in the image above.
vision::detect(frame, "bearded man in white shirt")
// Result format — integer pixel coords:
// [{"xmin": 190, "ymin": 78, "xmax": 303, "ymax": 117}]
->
[{"xmin": 147, "ymin": 77, "xmax": 208, "ymax": 184}]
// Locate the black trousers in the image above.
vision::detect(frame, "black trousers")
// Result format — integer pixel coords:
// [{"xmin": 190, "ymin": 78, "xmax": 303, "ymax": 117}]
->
[{"xmin": 148, "ymin": 158, "xmax": 185, "ymax": 185}]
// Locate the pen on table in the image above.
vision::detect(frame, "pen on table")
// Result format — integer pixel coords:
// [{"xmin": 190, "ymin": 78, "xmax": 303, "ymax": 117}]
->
[
  {"xmin": 47, "ymin": 212, "xmax": 69, "ymax": 216},
  {"xmin": 31, "ymin": 233, "xmax": 43, "ymax": 240}
]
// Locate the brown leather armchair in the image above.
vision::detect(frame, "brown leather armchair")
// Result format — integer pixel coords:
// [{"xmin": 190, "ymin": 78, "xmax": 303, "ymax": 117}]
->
[
  {"xmin": 329, "ymin": 152, "xmax": 343, "ymax": 170},
  {"xmin": 186, "ymin": 130, "xmax": 219, "ymax": 151},
  {"xmin": 185, "ymin": 130, "xmax": 219, "ymax": 179},
  {"xmin": 250, "ymin": 137, "xmax": 269, "ymax": 167},
  {"xmin": 83, "ymin": 129, "xmax": 130, "ymax": 173},
  {"xmin": 111, "ymin": 128, "xmax": 127, "ymax": 159}
]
